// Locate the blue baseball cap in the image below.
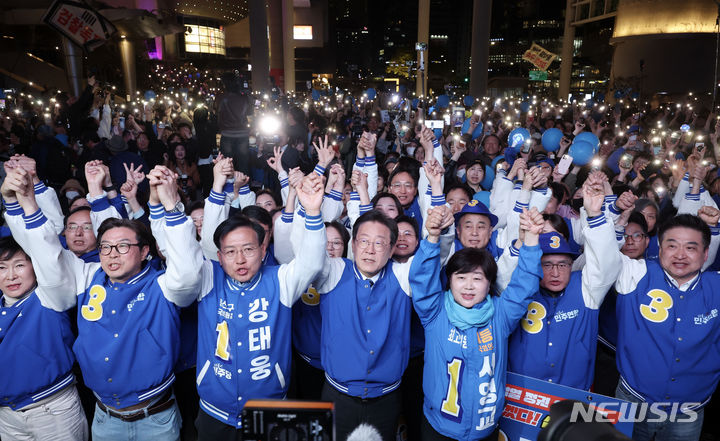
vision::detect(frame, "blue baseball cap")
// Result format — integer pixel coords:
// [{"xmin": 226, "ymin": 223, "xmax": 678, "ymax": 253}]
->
[
  {"xmin": 536, "ymin": 157, "xmax": 555, "ymax": 169},
  {"xmin": 454, "ymin": 200, "xmax": 498, "ymax": 227},
  {"xmin": 539, "ymin": 232, "xmax": 578, "ymax": 256}
]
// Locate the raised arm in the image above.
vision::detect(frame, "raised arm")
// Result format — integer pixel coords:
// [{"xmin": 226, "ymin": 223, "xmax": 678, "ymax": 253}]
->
[
  {"xmin": 2, "ymin": 168, "xmax": 97, "ymax": 311},
  {"xmin": 200, "ymin": 157, "xmax": 234, "ymax": 260},
  {"xmin": 150, "ymin": 166, "xmax": 204, "ymax": 307},
  {"xmin": 579, "ymin": 176, "xmax": 623, "ymax": 309},
  {"xmin": 495, "ymin": 207, "xmax": 544, "ymax": 335},
  {"xmin": 277, "ymin": 173, "xmax": 328, "ymax": 307},
  {"xmin": 409, "ymin": 206, "xmax": 448, "ymax": 325}
]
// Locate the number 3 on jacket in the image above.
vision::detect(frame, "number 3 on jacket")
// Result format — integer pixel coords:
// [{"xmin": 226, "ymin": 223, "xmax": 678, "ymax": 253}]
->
[
  {"xmin": 441, "ymin": 358, "xmax": 464, "ymax": 419},
  {"xmin": 81, "ymin": 285, "xmax": 107, "ymax": 321},
  {"xmin": 640, "ymin": 289, "xmax": 673, "ymax": 323},
  {"xmin": 521, "ymin": 301, "xmax": 546, "ymax": 334}
]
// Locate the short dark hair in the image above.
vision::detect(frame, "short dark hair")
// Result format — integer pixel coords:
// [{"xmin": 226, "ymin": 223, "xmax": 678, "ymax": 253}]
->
[
  {"xmin": 658, "ymin": 214, "xmax": 711, "ymax": 250},
  {"xmin": 213, "ymin": 215, "xmax": 266, "ymax": 249},
  {"xmin": 627, "ymin": 211, "xmax": 649, "ymax": 235},
  {"xmin": 352, "ymin": 210, "xmax": 399, "ymax": 246},
  {"xmin": 445, "ymin": 247, "xmax": 498, "ymax": 294},
  {"xmin": 241, "ymin": 205, "xmax": 273, "ymax": 230},
  {"xmin": 371, "ymin": 192, "xmax": 403, "ymax": 218},
  {"xmin": 542, "ymin": 213, "xmax": 570, "ymax": 240},
  {"xmin": 64, "ymin": 206, "xmax": 92, "ymax": 228},
  {"xmin": 96, "ymin": 218, "xmax": 154, "ymax": 253},
  {"xmin": 549, "ymin": 182, "xmax": 569, "ymax": 204},
  {"xmin": 445, "ymin": 183, "xmax": 474, "ymax": 200},
  {"xmin": 326, "ymin": 221, "xmax": 351, "ymax": 258},
  {"xmin": 0, "ymin": 237, "xmax": 29, "ymax": 262},
  {"xmin": 389, "ymin": 159, "xmax": 421, "ymax": 187},
  {"xmin": 395, "ymin": 214, "xmax": 420, "ymax": 239},
  {"xmin": 186, "ymin": 200, "xmax": 205, "ymax": 215}
]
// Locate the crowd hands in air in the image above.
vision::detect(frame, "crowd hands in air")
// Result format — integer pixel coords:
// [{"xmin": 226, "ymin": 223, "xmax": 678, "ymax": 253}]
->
[{"xmin": 1, "ymin": 74, "xmax": 720, "ymax": 441}]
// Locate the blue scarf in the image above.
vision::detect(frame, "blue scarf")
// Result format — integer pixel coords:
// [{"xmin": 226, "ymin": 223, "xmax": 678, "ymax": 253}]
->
[{"xmin": 444, "ymin": 290, "xmax": 495, "ymax": 330}]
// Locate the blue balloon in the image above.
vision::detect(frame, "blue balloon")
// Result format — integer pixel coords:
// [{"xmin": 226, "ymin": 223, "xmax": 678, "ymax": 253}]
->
[
  {"xmin": 463, "ymin": 95, "xmax": 475, "ymax": 107},
  {"xmin": 541, "ymin": 128, "xmax": 563, "ymax": 152},
  {"xmin": 144, "ymin": 90, "xmax": 156, "ymax": 100},
  {"xmin": 568, "ymin": 141, "xmax": 595, "ymax": 166},
  {"xmin": 366, "ymin": 88, "xmax": 377, "ymax": 100},
  {"xmin": 311, "ymin": 89, "xmax": 321, "ymax": 101},
  {"xmin": 574, "ymin": 131, "xmax": 600, "ymax": 151},
  {"xmin": 508, "ymin": 128, "xmax": 531, "ymax": 149},
  {"xmin": 504, "ymin": 147, "xmax": 519, "ymax": 168},
  {"xmin": 461, "ymin": 117, "xmax": 484, "ymax": 140},
  {"xmin": 436, "ymin": 94, "xmax": 450, "ymax": 108},
  {"xmin": 520, "ymin": 101, "xmax": 530, "ymax": 113},
  {"xmin": 433, "ymin": 128, "xmax": 443, "ymax": 139}
]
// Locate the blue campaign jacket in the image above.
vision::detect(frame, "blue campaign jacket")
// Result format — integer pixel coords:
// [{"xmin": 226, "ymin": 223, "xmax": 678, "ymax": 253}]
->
[
  {"xmin": 319, "ymin": 260, "xmax": 412, "ymax": 398},
  {"xmin": 74, "ymin": 264, "xmax": 180, "ymax": 408},
  {"xmin": 410, "ymin": 239, "xmax": 542, "ymax": 441},
  {"xmin": 196, "ymin": 262, "xmax": 293, "ymax": 428},
  {"xmin": 616, "ymin": 261, "xmax": 720, "ymax": 408},
  {"xmin": 0, "ymin": 292, "xmax": 76, "ymax": 410},
  {"xmin": 508, "ymin": 273, "xmax": 598, "ymax": 390},
  {"xmin": 292, "ymin": 285, "xmax": 323, "ymax": 369}
]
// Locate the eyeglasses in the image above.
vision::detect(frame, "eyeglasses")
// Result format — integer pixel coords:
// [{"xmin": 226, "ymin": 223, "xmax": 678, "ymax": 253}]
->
[
  {"xmin": 221, "ymin": 246, "xmax": 260, "ymax": 259},
  {"xmin": 541, "ymin": 262, "xmax": 572, "ymax": 271},
  {"xmin": 99, "ymin": 243, "xmax": 141, "ymax": 255},
  {"xmin": 390, "ymin": 182, "xmax": 415, "ymax": 191},
  {"xmin": 624, "ymin": 232, "xmax": 646, "ymax": 242},
  {"xmin": 356, "ymin": 238, "xmax": 390, "ymax": 251},
  {"xmin": 327, "ymin": 240, "xmax": 344, "ymax": 249},
  {"xmin": 66, "ymin": 224, "xmax": 93, "ymax": 232}
]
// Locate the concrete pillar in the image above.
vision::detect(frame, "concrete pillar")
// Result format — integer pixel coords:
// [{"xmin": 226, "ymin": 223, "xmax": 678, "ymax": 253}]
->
[
  {"xmin": 119, "ymin": 38, "xmax": 137, "ymax": 100},
  {"xmin": 469, "ymin": 0, "xmax": 492, "ymax": 98},
  {"xmin": 62, "ymin": 37, "xmax": 83, "ymax": 98},
  {"xmin": 268, "ymin": 0, "xmax": 284, "ymax": 89},
  {"xmin": 416, "ymin": 0, "xmax": 429, "ymax": 97},
  {"xmin": 558, "ymin": 0, "xmax": 575, "ymax": 100},
  {"xmin": 281, "ymin": 0, "xmax": 295, "ymax": 93},
  {"xmin": 249, "ymin": 0, "xmax": 270, "ymax": 92}
]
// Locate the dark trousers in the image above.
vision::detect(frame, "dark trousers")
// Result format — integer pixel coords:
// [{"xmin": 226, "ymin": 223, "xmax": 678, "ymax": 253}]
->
[
  {"xmin": 195, "ymin": 409, "xmax": 242, "ymax": 441},
  {"xmin": 401, "ymin": 354, "xmax": 424, "ymax": 441},
  {"xmin": 219, "ymin": 135, "xmax": 250, "ymax": 175},
  {"xmin": 175, "ymin": 367, "xmax": 200, "ymax": 441},
  {"xmin": 290, "ymin": 351, "xmax": 326, "ymax": 401},
  {"xmin": 593, "ymin": 343, "xmax": 620, "ymax": 397},
  {"xmin": 321, "ymin": 381, "xmax": 401, "ymax": 441},
  {"xmin": 420, "ymin": 414, "xmax": 498, "ymax": 441}
]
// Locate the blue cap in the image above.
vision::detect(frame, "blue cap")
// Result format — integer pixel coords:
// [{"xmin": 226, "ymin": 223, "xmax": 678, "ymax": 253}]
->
[
  {"xmin": 539, "ymin": 232, "xmax": 578, "ymax": 256},
  {"xmin": 628, "ymin": 125, "xmax": 641, "ymax": 134},
  {"xmin": 536, "ymin": 157, "xmax": 555, "ymax": 169},
  {"xmin": 454, "ymin": 200, "xmax": 498, "ymax": 227}
]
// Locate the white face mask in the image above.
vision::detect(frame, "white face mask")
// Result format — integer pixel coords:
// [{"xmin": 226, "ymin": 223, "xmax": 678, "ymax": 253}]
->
[
  {"xmin": 65, "ymin": 190, "xmax": 80, "ymax": 200},
  {"xmin": 456, "ymin": 169, "xmax": 466, "ymax": 179},
  {"xmin": 406, "ymin": 146, "xmax": 416, "ymax": 157}
]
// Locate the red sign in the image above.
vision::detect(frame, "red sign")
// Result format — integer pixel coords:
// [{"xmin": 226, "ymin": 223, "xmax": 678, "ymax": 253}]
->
[{"xmin": 43, "ymin": 0, "xmax": 116, "ymax": 51}]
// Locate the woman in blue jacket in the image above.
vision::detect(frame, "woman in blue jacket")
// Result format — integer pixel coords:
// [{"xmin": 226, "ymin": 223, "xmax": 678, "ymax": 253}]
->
[{"xmin": 409, "ymin": 205, "xmax": 544, "ymax": 441}]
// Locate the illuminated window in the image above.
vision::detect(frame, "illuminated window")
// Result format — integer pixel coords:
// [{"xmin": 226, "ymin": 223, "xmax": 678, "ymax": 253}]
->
[
  {"xmin": 184, "ymin": 25, "xmax": 226, "ymax": 55},
  {"xmin": 294, "ymin": 25, "xmax": 313, "ymax": 40}
]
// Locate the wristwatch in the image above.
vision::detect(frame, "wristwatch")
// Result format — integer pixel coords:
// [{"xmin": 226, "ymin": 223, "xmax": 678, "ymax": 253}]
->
[{"xmin": 166, "ymin": 201, "xmax": 185, "ymax": 214}]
